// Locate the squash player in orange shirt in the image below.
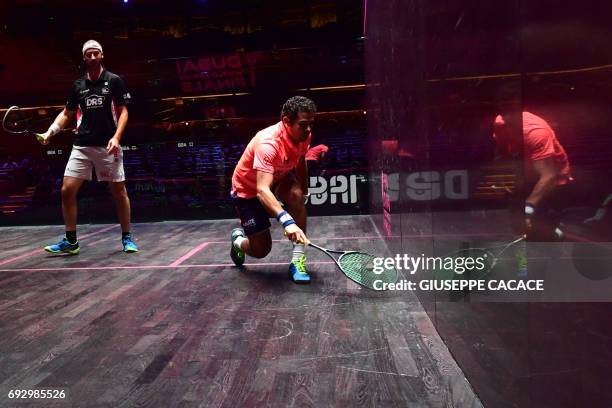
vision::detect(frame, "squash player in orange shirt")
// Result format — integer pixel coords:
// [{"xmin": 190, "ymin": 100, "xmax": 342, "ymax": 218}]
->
[{"xmin": 230, "ymin": 96, "xmax": 316, "ymax": 283}]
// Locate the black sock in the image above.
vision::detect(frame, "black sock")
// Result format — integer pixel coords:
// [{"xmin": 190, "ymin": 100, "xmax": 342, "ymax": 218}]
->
[
  {"xmin": 122, "ymin": 231, "xmax": 131, "ymax": 239},
  {"xmin": 66, "ymin": 231, "xmax": 77, "ymax": 244}
]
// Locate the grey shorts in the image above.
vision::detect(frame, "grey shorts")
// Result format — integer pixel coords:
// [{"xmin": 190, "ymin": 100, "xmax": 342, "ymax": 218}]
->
[{"xmin": 64, "ymin": 146, "xmax": 125, "ymax": 182}]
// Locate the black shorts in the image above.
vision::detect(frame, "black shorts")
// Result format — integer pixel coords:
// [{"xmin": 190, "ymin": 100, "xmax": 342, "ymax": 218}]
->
[
  {"xmin": 232, "ymin": 173, "xmax": 301, "ymax": 235},
  {"xmin": 526, "ymin": 182, "xmax": 573, "ymax": 240},
  {"xmin": 233, "ymin": 196, "xmax": 271, "ymax": 236}
]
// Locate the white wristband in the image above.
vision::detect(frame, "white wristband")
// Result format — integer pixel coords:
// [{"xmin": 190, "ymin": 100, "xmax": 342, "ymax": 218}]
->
[
  {"xmin": 525, "ymin": 204, "xmax": 536, "ymax": 216},
  {"xmin": 48, "ymin": 123, "xmax": 61, "ymax": 136}
]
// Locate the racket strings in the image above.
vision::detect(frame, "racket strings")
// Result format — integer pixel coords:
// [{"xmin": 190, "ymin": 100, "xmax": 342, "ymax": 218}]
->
[
  {"xmin": 338, "ymin": 252, "xmax": 397, "ymax": 289},
  {"xmin": 3, "ymin": 108, "xmax": 30, "ymax": 133}
]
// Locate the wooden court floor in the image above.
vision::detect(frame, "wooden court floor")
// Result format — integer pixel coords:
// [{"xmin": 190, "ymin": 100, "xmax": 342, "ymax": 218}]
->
[{"xmin": 0, "ymin": 216, "xmax": 481, "ymax": 407}]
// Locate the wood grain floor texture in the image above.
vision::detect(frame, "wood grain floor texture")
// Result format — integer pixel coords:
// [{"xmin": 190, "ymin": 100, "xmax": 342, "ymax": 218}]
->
[{"xmin": 0, "ymin": 216, "xmax": 481, "ymax": 407}]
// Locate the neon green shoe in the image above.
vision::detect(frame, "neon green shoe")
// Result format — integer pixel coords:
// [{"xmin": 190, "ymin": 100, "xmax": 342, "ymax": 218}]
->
[{"xmin": 289, "ymin": 255, "xmax": 311, "ymax": 283}]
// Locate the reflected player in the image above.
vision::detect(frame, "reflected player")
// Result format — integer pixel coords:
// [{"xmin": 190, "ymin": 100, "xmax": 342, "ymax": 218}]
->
[{"xmin": 493, "ymin": 111, "xmax": 573, "ymax": 240}]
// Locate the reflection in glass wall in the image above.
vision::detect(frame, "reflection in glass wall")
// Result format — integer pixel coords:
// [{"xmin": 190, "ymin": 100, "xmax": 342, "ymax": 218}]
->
[{"xmin": 367, "ymin": 0, "xmax": 612, "ymax": 406}]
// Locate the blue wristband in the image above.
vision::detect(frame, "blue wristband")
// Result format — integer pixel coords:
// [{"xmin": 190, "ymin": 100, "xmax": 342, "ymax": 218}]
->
[{"xmin": 277, "ymin": 211, "xmax": 295, "ymax": 228}]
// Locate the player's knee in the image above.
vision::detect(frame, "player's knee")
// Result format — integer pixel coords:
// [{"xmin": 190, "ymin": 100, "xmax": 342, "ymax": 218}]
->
[
  {"xmin": 110, "ymin": 183, "xmax": 128, "ymax": 198},
  {"xmin": 61, "ymin": 184, "xmax": 78, "ymax": 199}
]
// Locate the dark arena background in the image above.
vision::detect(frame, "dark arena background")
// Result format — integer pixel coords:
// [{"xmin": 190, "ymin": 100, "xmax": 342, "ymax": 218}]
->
[{"xmin": 0, "ymin": 1, "xmax": 611, "ymax": 407}]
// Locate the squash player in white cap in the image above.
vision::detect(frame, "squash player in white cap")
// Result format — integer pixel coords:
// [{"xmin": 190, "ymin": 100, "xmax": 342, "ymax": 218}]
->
[{"xmin": 39, "ymin": 39, "xmax": 139, "ymax": 254}]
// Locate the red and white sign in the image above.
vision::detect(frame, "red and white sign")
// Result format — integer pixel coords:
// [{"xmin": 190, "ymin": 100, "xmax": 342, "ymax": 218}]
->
[{"xmin": 175, "ymin": 52, "xmax": 262, "ymax": 94}]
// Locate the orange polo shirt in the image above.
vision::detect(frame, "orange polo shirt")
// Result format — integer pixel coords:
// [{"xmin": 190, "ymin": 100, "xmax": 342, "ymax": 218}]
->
[
  {"xmin": 232, "ymin": 121, "xmax": 311, "ymax": 198},
  {"xmin": 494, "ymin": 112, "xmax": 572, "ymax": 185}
]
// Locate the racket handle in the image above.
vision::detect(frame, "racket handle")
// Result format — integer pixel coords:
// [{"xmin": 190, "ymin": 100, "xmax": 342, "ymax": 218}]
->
[
  {"xmin": 283, "ymin": 230, "xmax": 306, "ymax": 245},
  {"xmin": 35, "ymin": 133, "xmax": 48, "ymax": 145}
]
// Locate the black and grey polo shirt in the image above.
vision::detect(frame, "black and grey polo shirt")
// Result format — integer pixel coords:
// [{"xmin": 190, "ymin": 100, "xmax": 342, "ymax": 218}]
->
[{"xmin": 66, "ymin": 69, "xmax": 131, "ymax": 147}]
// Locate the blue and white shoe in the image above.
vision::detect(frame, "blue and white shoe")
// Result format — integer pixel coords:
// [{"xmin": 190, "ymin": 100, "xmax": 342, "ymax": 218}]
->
[
  {"xmin": 289, "ymin": 255, "xmax": 311, "ymax": 283},
  {"xmin": 44, "ymin": 238, "xmax": 80, "ymax": 255},
  {"xmin": 122, "ymin": 235, "xmax": 139, "ymax": 253},
  {"xmin": 230, "ymin": 228, "xmax": 246, "ymax": 266}
]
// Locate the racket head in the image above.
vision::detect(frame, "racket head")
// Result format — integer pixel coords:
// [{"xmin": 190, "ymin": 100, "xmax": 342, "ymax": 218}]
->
[
  {"xmin": 2, "ymin": 106, "xmax": 31, "ymax": 134},
  {"xmin": 337, "ymin": 251, "xmax": 397, "ymax": 290}
]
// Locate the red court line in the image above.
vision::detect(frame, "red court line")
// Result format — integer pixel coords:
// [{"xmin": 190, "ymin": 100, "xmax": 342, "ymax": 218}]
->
[
  {"xmin": 563, "ymin": 231, "xmax": 612, "ymax": 246},
  {"xmin": 169, "ymin": 242, "xmax": 210, "ymax": 267},
  {"xmin": 0, "ymin": 230, "xmax": 520, "ymax": 269},
  {"xmin": 168, "ymin": 232, "xmax": 515, "ymax": 245},
  {"xmin": 77, "ymin": 224, "xmax": 117, "ymax": 239},
  {"xmin": 186, "ymin": 235, "xmax": 399, "ymax": 245},
  {"xmin": 0, "ymin": 260, "xmax": 335, "ymax": 273},
  {"xmin": 0, "ymin": 235, "xmax": 113, "ymax": 271},
  {"xmin": 0, "ymin": 225, "xmax": 117, "ymax": 267}
]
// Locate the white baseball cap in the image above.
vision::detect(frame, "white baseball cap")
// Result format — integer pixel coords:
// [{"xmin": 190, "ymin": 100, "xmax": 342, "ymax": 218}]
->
[{"xmin": 82, "ymin": 39, "xmax": 103, "ymax": 55}]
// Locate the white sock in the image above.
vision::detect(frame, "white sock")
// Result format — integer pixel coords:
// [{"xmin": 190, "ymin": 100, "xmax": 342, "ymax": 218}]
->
[
  {"xmin": 233, "ymin": 236, "xmax": 246, "ymax": 251},
  {"xmin": 292, "ymin": 243, "xmax": 305, "ymax": 262}
]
